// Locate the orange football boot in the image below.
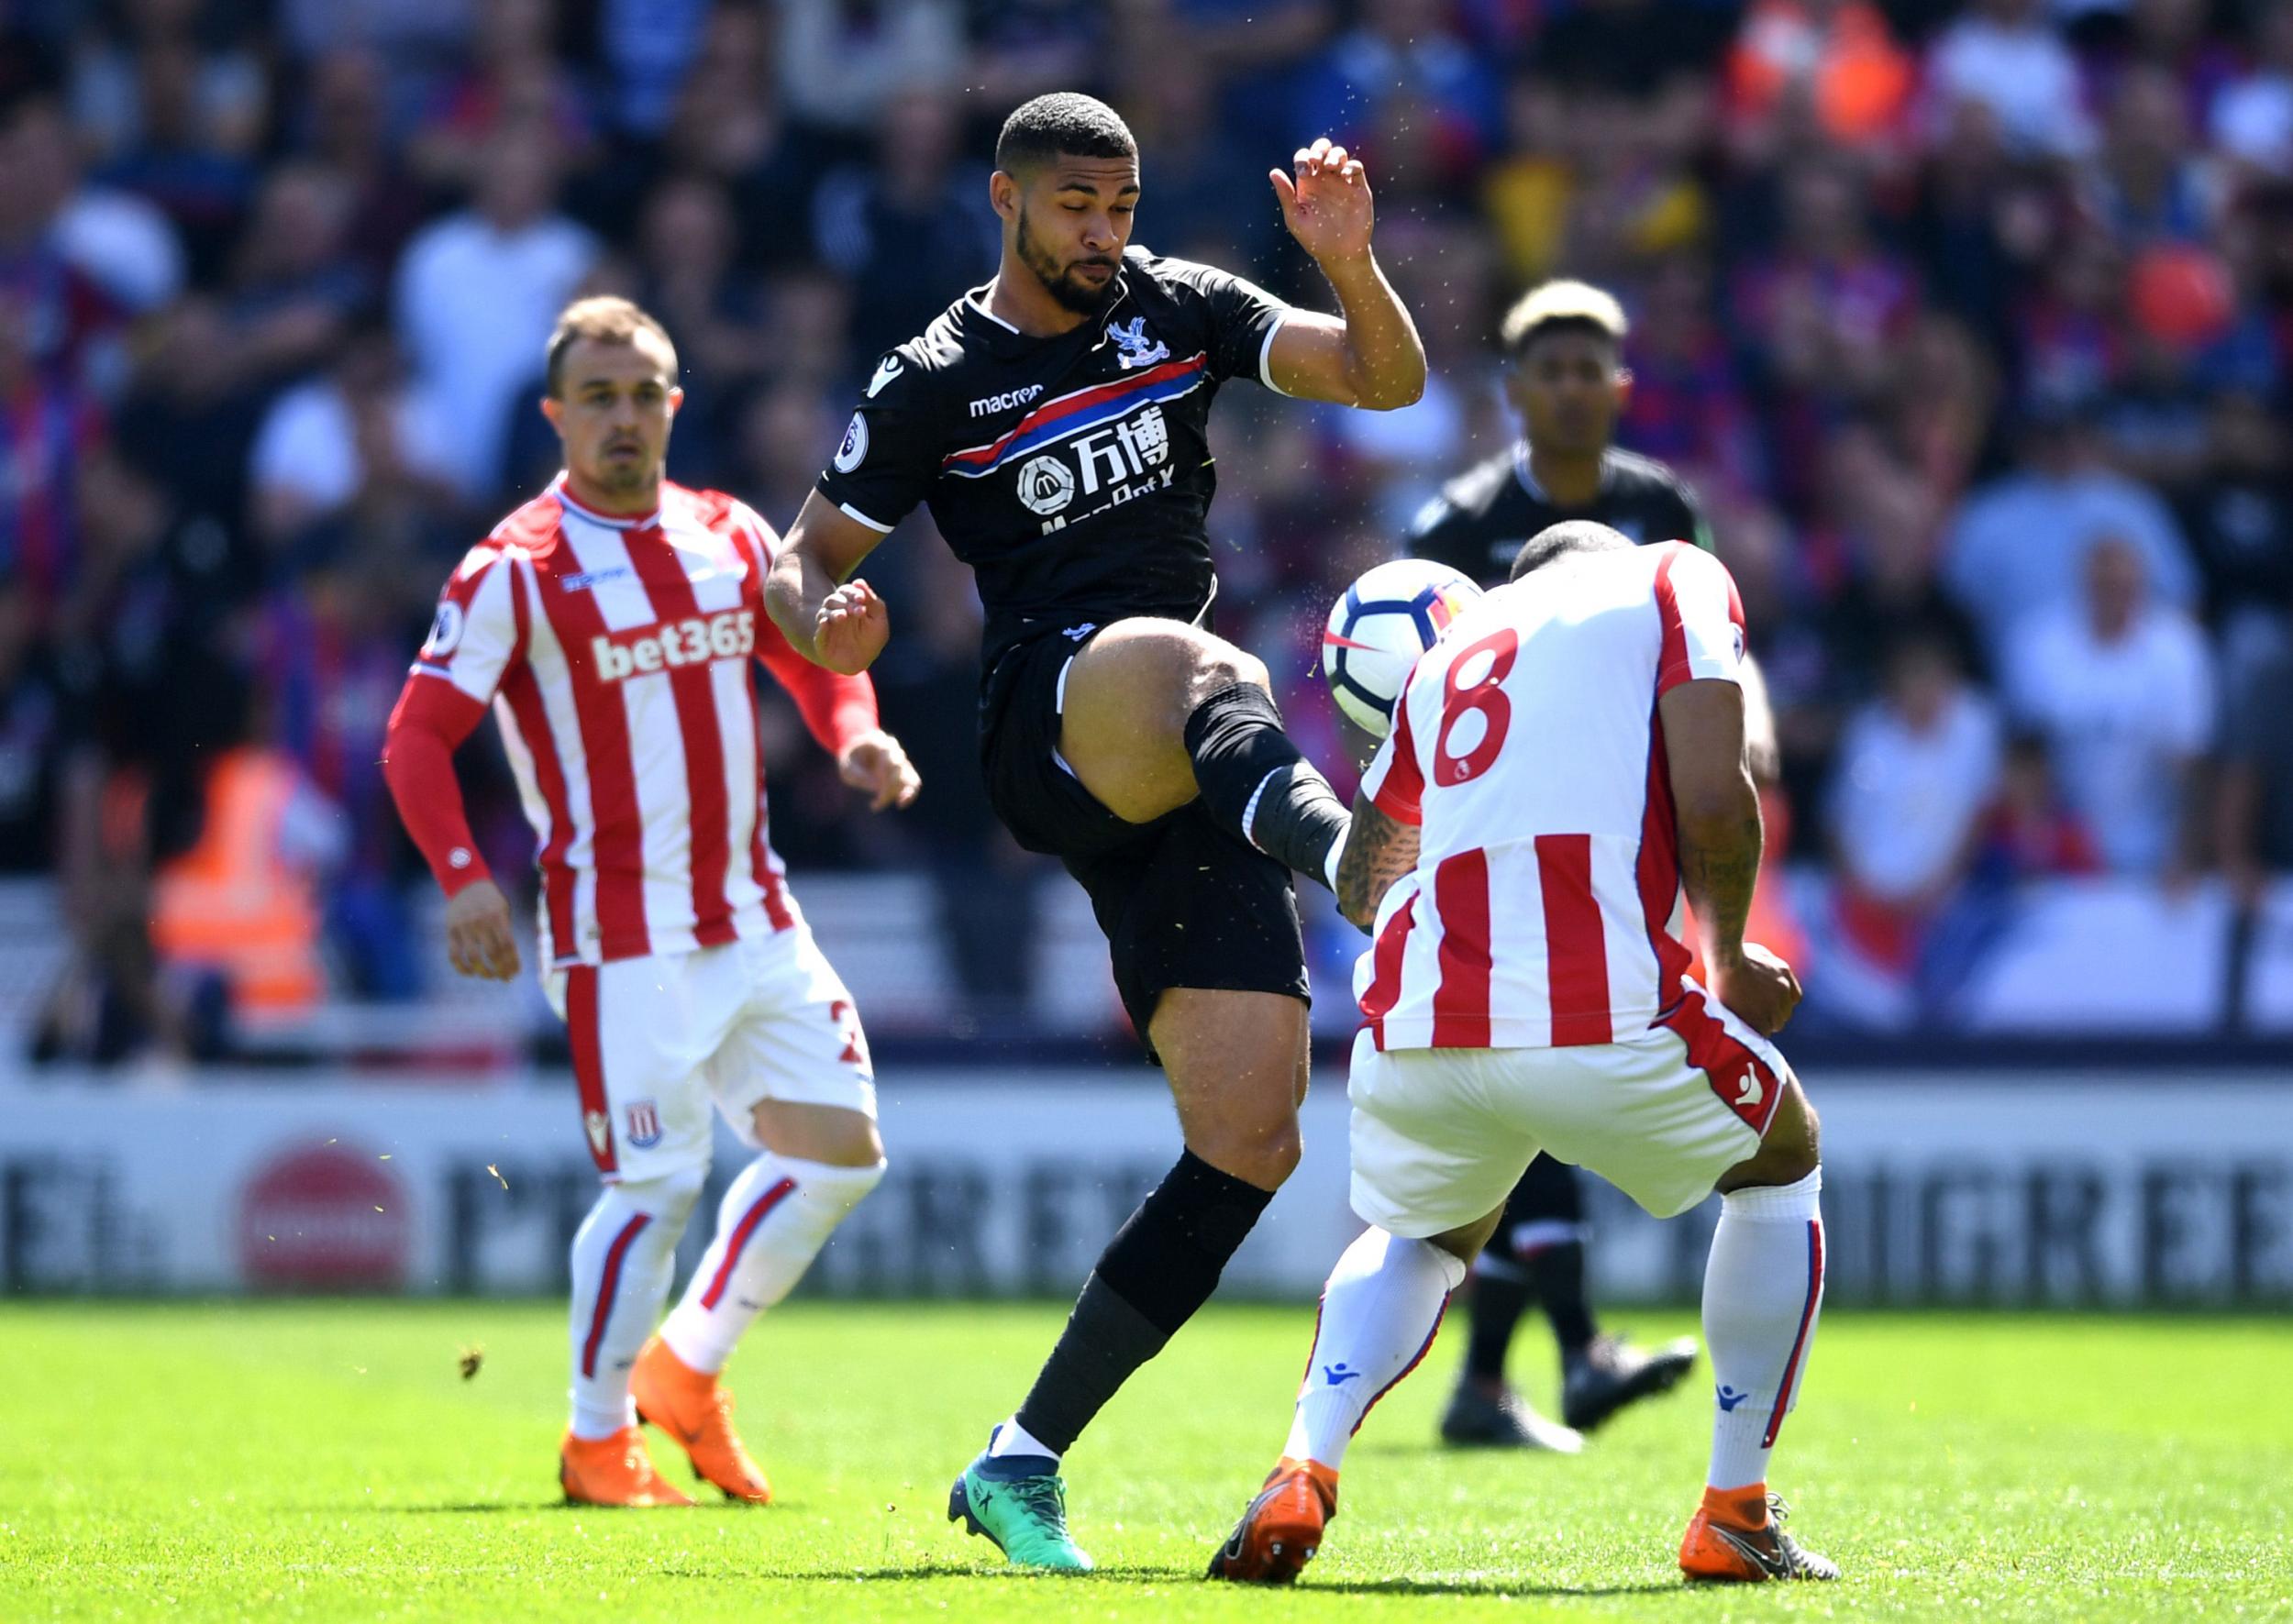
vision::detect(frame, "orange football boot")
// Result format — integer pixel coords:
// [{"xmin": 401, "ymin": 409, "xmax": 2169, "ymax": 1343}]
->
[
  {"xmin": 559, "ymin": 1426, "xmax": 694, "ymax": 1508},
  {"xmin": 630, "ymin": 1334, "xmax": 772, "ymax": 1504},
  {"xmin": 1206, "ymin": 1457, "xmax": 1340, "ymax": 1585},
  {"xmin": 1679, "ymin": 1486, "xmax": 1838, "ymax": 1582}
]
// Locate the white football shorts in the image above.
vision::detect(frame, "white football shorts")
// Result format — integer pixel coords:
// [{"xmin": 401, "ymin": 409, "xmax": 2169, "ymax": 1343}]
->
[
  {"xmin": 1347, "ymin": 989, "xmax": 1789, "ymax": 1236},
  {"xmin": 546, "ymin": 924, "xmax": 876, "ymax": 1183}
]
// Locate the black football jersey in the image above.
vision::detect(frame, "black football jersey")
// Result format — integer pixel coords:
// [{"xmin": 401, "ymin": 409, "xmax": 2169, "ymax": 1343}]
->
[
  {"xmin": 1405, "ymin": 444, "xmax": 1712, "ymax": 589},
  {"xmin": 815, "ymin": 247, "xmax": 1290, "ymax": 720}
]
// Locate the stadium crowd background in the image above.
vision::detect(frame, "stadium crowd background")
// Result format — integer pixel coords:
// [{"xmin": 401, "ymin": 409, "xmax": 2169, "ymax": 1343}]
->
[{"xmin": 4, "ymin": 0, "xmax": 2291, "ymax": 1064}]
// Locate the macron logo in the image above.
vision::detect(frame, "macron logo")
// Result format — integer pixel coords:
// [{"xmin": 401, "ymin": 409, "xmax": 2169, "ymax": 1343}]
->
[
  {"xmin": 590, "ymin": 609, "xmax": 756, "ymax": 680},
  {"xmin": 969, "ymin": 384, "xmax": 1044, "ymax": 418},
  {"xmin": 1716, "ymin": 1385, "xmax": 1748, "ymax": 1411},
  {"xmin": 1322, "ymin": 1363, "xmax": 1364, "ymax": 1386}
]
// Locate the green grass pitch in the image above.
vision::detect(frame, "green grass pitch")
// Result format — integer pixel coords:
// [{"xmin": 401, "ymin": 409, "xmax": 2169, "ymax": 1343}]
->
[{"xmin": 3, "ymin": 1301, "xmax": 2287, "ymax": 1620}]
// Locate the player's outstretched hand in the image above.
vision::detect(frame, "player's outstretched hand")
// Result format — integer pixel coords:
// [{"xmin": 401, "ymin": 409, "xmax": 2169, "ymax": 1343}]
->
[
  {"xmin": 1708, "ymin": 942, "xmax": 1801, "ymax": 1036},
  {"xmin": 1271, "ymin": 137, "xmax": 1375, "ymax": 265},
  {"xmin": 445, "ymin": 879, "xmax": 521, "ymax": 981},
  {"xmin": 815, "ymin": 579, "xmax": 890, "ymax": 674},
  {"xmin": 839, "ymin": 728, "xmax": 922, "ymax": 812}
]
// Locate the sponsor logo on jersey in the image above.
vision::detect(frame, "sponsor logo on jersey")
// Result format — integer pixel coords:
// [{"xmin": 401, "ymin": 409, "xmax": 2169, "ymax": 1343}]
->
[
  {"xmin": 624, "ymin": 1099, "xmax": 663, "ymax": 1149},
  {"xmin": 1106, "ymin": 315, "xmax": 1169, "ymax": 370},
  {"xmin": 867, "ymin": 355, "xmax": 903, "ymax": 398},
  {"xmin": 1017, "ymin": 403, "xmax": 1175, "ymax": 532},
  {"xmin": 969, "ymin": 384, "xmax": 1045, "ymax": 417},
  {"xmin": 589, "ymin": 609, "xmax": 757, "ymax": 680},
  {"xmin": 834, "ymin": 412, "xmax": 869, "ymax": 472},
  {"xmin": 1016, "ymin": 454, "xmax": 1077, "ymax": 515},
  {"xmin": 943, "ymin": 353, "xmax": 1206, "ymax": 478},
  {"xmin": 559, "ymin": 566, "xmax": 631, "ymax": 593}
]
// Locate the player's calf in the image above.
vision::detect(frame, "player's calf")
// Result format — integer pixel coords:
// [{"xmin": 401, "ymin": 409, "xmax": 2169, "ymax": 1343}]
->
[
  {"xmin": 1688, "ymin": 1080, "xmax": 1832, "ymax": 1581},
  {"xmin": 645, "ymin": 1147, "xmax": 883, "ymax": 1501},
  {"xmin": 568, "ymin": 1169, "xmax": 704, "ymax": 1445},
  {"xmin": 1211, "ymin": 1218, "xmax": 1486, "ymax": 1584}
]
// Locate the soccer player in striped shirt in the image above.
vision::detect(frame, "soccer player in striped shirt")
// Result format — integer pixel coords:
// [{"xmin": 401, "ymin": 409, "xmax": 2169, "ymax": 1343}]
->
[
  {"xmin": 382, "ymin": 297, "xmax": 920, "ymax": 1508},
  {"xmin": 1209, "ymin": 523, "xmax": 1835, "ymax": 1586}
]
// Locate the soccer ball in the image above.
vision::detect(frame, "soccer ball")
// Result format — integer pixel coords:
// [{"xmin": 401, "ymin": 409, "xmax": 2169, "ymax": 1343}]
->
[{"xmin": 1322, "ymin": 559, "xmax": 1484, "ymax": 738}]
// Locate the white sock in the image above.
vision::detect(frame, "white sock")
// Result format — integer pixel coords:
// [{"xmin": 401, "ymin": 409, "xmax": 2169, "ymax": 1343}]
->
[
  {"xmin": 568, "ymin": 1170, "xmax": 703, "ymax": 1440},
  {"xmin": 988, "ymin": 1417, "xmax": 1059, "ymax": 1464},
  {"xmin": 1702, "ymin": 1168, "xmax": 1825, "ymax": 1492},
  {"xmin": 1282, "ymin": 1227, "xmax": 1467, "ymax": 1472},
  {"xmin": 659, "ymin": 1154, "xmax": 884, "ymax": 1375}
]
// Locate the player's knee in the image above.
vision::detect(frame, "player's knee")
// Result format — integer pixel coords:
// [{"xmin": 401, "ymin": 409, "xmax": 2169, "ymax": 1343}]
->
[
  {"xmin": 1718, "ymin": 1082, "xmax": 1820, "ymax": 1191},
  {"xmin": 1182, "ymin": 638, "xmax": 1270, "ymax": 713},
  {"xmin": 616, "ymin": 1165, "xmax": 707, "ymax": 1224},
  {"xmin": 752, "ymin": 1098, "xmax": 883, "ymax": 1167},
  {"xmin": 1191, "ymin": 1113, "xmax": 1302, "ymax": 1191}
]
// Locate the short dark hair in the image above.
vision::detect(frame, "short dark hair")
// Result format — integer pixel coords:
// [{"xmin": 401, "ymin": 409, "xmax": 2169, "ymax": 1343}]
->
[
  {"xmin": 1510, "ymin": 520, "xmax": 1634, "ymax": 581},
  {"xmin": 995, "ymin": 92, "xmax": 1137, "ymax": 175},
  {"xmin": 544, "ymin": 296, "xmax": 678, "ymax": 396}
]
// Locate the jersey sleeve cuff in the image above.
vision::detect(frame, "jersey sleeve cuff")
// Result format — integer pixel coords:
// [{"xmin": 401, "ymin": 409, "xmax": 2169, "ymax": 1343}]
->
[
  {"xmin": 1257, "ymin": 313, "xmax": 1292, "ymax": 397},
  {"xmin": 437, "ymin": 850, "xmax": 494, "ymax": 899},
  {"xmin": 1368, "ymin": 780, "xmax": 1422, "ymax": 825},
  {"xmin": 836, "ymin": 500, "xmax": 894, "ymax": 534}
]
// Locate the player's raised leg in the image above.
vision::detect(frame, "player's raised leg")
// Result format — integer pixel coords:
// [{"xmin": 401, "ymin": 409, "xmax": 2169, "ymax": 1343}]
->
[
  {"xmin": 952, "ymin": 988, "xmax": 1308, "ymax": 1571},
  {"xmin": 637, "ymin": 1102, "xmax": 883, "ymax": 1503},
  {"xmin": 1056, "ymin": 619, "xmax": 1352, "ymax": 888},
  {"xmin": 639, "ymin": 937, "xmax": 888, "ymax": 1503},
  {"xmin": 1209, "ymin": 1210, "xmax": 1494, "ymax": 1585},
  {"xmin": 1679, "ymin": 1079, "xmax": 1836, "ymax": 1583}
]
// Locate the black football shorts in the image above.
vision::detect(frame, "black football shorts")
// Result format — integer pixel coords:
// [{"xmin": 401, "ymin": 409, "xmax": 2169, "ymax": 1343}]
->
[{"xmin": 980, "ymin": 623, "xmax": 1310, "ymax": 1052}]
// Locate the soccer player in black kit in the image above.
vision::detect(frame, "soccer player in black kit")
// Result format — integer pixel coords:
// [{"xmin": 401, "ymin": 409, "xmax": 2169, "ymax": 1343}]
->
[
  {"xmin": 1406, "ymin": 280, "xmax": 1745, "ymax": 1453},
  {"xmin": 766, "ymin": 93, "xmax": 1426, "ymax": 1569}
]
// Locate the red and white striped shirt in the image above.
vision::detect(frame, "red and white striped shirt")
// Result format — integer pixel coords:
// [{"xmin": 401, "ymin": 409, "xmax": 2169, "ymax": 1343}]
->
[
  {"xmin": 1355, "ymin": 541, "xmax": 1746, "ymax": 1051},
  {"xmin": 384, "ymin": 477, "xmax": 878, "ymax": 967}
]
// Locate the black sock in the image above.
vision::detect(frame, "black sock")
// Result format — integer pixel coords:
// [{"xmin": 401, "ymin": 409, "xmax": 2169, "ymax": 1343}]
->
[
  {"xmin": 1501, "ymin": 1156, "xmax": 1596, "ymax": 1357},
  {"xmin": 1531, "ymin": 1241, "xmax": 1598, "ymax": 1357},
  {"xmin": 1013, "ymin": 1150, "xmax": 1274, "ymax": 1454},
  {"xmin": 1462, "ymin": 1256, "xmax": 1533, "ymax": 1385},
  {"xmin": 1181, "ymin": 682, "xmax": 1348, "ymax": 889}
]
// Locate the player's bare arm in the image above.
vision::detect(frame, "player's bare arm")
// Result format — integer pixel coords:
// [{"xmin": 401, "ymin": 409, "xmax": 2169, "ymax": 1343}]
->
[
  {"xmin": 1659, "ymin": 677, "xmax": 1800, "ymax": 1034},
  {"xmin": 1335, "ymin": 794, "xmax": 1419, "ymax": 932},
  {"xmin": 1263, "ymin": 138, "xmax": 1426, "ymax": 410},
  {"xmin": 768, "ymin": 492, "xmax": 892, "ymax": 675}
]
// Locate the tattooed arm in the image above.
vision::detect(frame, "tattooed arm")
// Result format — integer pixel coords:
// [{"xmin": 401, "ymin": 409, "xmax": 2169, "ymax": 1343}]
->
[
  {"xmin": 1335, "ymin": 793, "xmax": 1420, "ymax": 933},
  {"xmin": 1657, "ymin": 677, "xmax": 1801, "ymax": 1033}
]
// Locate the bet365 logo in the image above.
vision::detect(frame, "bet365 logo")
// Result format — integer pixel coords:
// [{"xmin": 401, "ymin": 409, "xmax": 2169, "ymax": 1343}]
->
[{"xmin": 589, "ymin": 609, "xmax": 756, "ymax": 680}]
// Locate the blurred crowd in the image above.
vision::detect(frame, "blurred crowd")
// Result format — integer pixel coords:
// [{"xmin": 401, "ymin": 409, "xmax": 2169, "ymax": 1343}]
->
[{"xmin": 5, "ymin": 0, "xmax": 2293, "ymax": 1059}]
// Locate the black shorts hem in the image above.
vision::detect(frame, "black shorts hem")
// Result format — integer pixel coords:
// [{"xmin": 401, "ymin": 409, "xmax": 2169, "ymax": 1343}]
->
[{"xmin": 981, "ymin": 629, "xmax": 1310, "ymax": 1063}]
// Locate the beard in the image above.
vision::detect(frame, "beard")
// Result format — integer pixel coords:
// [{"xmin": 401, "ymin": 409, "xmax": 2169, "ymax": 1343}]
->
[
  {"xmin": 590, "ymin": 444, "xmax": 656, "ymax": 492},
  {"xmin": 1017, "ymin": 205, "xmax": 1118, "ymax": 315}
]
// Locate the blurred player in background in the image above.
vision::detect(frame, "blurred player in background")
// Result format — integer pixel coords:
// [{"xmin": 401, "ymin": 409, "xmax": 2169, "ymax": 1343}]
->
[
  {"xmin": 768, "ymin": 94, "xmax": 1425, "ymax": 1569},
  {"xmin": 1212, "ymin": 523, "xmax": 1833, "ymax": 1586},
  {"xmin": 382, "ymin": 297, "xmax": 920, "ymax": 1508},
  {"xmin": 1402, "ymin": 281, "xmax": 1783, "ymax": 1452}
]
